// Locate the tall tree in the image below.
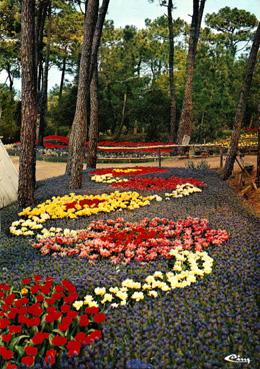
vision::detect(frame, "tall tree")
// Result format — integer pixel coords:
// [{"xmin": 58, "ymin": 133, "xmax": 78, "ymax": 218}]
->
[
  {"xmin": 205, "ymin": 7, "xmax": 257, "ymax": 57},
  {"xmin": 18, "ymin": 0, "xmax": 37, "ymax": 207},
  {"xmin": 67, "ymin": 0, "xmax": 99, "ymax": 188},
  {"xmin": 87, "ymin": 65, "xmax": 99, "ymax": 168},
  {"xmin": 222, "ymin": 22, "xmax": 260, "ymax": 180},
  {"xmin": 38, "ymin": 2, "xmax": 52, "ymax": 146},
  {"xmin": 177, "ymin": 0, "xmax": 206, "ymax": 143},
  {"xmin": 165, "ymin": 0, "xmax": 177, "ymax": 141},
  {"xmin": 87, "ymin": 0, "xmax": 110, "ymax": 168}
]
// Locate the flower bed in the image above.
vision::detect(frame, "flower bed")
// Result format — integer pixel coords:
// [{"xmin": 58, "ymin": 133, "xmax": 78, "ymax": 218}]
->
[
  {"xmin": 1, "ymin": 167, "xmax": 258, "ymax": 369},
  {"xmin": 0, "ymin": 276, "xmax": 105, "ymax": 369},
  {"xmin": 9, "ymin": 192, "xmax": 157, "ymax": 237},
  {"xmin": 90, "ymin": 167, "xmax": 169, "ymax": 184},
  {"xmin": 32, "ymin": 217, "xmax": 228, "ymax": 262},
  {"xmin": 112, "ymin": 176, "xmax": 205, "ymax": 191},
  {"xmin": 91, "ymin": 167, "xmax": 169, "ymax": 177},
  {"xmin": 73, "ymin": 247, "xmax": 214, "ymax": 310}
]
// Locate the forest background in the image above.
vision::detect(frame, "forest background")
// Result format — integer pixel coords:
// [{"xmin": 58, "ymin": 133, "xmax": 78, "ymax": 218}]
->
[{"xmin": 0, "ymin": 0, "xmax": 259, "ymax": 144}]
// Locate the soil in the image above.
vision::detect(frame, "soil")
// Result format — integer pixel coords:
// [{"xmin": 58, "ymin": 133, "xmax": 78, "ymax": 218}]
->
[{"xmin": 11, "ymin": 154, "xmax": 259, "ymax": 217}]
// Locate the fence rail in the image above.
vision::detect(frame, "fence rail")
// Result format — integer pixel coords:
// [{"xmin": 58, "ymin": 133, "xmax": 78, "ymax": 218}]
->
[{"xmin": 96, "ymin": 144, "xmax": 227, "ymax": 168}]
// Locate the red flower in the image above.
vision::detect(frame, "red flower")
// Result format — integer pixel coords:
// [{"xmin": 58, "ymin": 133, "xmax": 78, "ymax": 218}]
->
[
  {"xmin": 1, "ymin": 304, "xmax": 9, "ymax": 312},
  {"xmin": 33, "ymin": 275, "xmax": 42, "ymax": 282},
  {"xmin": 67, "ymin": 340, "xmax": 81, "ymax": 357},
  {"xmin": 93, "ymin": 313, "xmax": 106, "ymax": 324},
  {"xmin": 30, "ymin": 285, "xmax": 40, "ymax": 294},
  {"xmin": 0, "ymin": 346, "xmax": 13, "ymax": 360},
  {"xmin": 2, "ymin": 333, "xmax": 12, "ymax": 343},
  {"xmin": 54, "ymin": 285, "xmax": 64, "ymax": 293},
  {"xmin": 45, "ymin": 297, "xmax": 56, "ymax": 305},
  {"xmin": 58, "ymin": 316, "xmax": 72, "ymax": 331},
  {"xmin": 40, "ymin": 285, "xmax": 51, "ymax": 295},
  {"xmin": 32, "ymin": 332, "xmax": 49, "ymax": 345},
  {"xmin": 45, "ymin": 311, "xmax": 62, "ymax": 323},
  {"xmin": 28, "ymin": 303, "xmax": 43, "ymax": 317},
  {"xmin": 44, "ymin": 349, "xmax": 57, "ymax": 366},
  {"xmin": 6, "ymin": 363, "xmax": 17, "ymax": 369},
  {"xmin": 60, "ymin": 304, "xmax": 70, "ymax": 313},
  {"xmin": 36, "ymin": 294, "xmax": 44, "ymax": 303},
  {"xmin": 4, "ymin": 293, "xmax": 16, "ymax": 305},
  {"xmin": 91, "ymin": 329, "xmax": 102, "ymax": 340},
  {"xmin": 9, "ymin": 325, "xmax": 22, "ymax": 334},
  {"xmin": 64, "ymin": 293, "xmax": 78, "ymax": 304},
  {"xmin": 62, "ymin": 280, "xmax": 76, "ymax": 294},
  {"xmin": 51, "ymin": 335, "xmax": 67, "ymax": 346},
  {"xmin": 0, "ymin": 318, "xmax": 10, "ymax": 329},
  {"xmin": 7, "ymin": 308, "xmax": 19, "ymax": 320},
  {"xmin": 21, "ymin": 356, "xmax": 35, "ymax": 367},
  {"xmin": 0, "ymin": 284, "xmax": 10, "ymax": 291},
  {"xmin": 22, "ymin": 278, "xmax": 31, "ymax": 285},
  {"xmin": 25, "ymin": 346, "xmax": 38, "ymax": 357},
  {"xmin": 66, "ymin": 310, "xmax": 78, "ymax": 319},
  {"xmin": 85, "ymin": 306, "xmax": 99, "ymax": 314},
  {"xmin": 14, "ymin": 297, "xmax": 29, "ymax": 308},
  {"xmin": 25, "ymin": 317, "xmax": 41, "ymax": 327},
  {"xmin": 74, "ymin": 332, "xmax": 87, "ymax": 344},
  {"xmin": 79, "ymin": 315, "xmax": 89, "ymax": 327}
]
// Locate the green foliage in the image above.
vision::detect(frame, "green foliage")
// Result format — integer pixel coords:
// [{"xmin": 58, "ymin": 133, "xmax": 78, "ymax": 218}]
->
[
  {"xmin": 0, "ymin": 2, "xmax": 259, "ymax": 144},
  {"xmin": 47, "ymin": 84, "xmax": 77, "ymax": 135},
  {"xmin": 0, "ymin": 84, "xmax": 20, "ymax": 141},
  {"xmin": 205, "ymin": 7, "xmax": 258, "ymax": 56}
]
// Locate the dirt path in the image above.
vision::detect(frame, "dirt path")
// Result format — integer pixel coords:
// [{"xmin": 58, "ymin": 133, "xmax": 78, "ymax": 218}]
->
[
  {"xmin": 11, "ymin": 155, "xmax": 257, "ymax": 179},
  {"xmin": 11, "ymin": 155, "xmax": 259, "ymax": 216}
]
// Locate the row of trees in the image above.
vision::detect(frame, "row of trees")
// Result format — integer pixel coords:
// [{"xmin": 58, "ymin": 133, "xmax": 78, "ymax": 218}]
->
[{"xmin": 0, "ymin": 0, "xmax": 259, "ymax": 205}]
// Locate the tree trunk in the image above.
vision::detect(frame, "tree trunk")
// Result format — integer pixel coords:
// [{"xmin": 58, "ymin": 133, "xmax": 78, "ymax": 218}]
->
[
  {"xmin": 6, "ymin": 63, "xmax": 13, "ymax": 92},
  {"xmin": 167, "ymin": 0, "xmax": 177, "ymax": 142},
  {"xmin": 177, "ymin": 0, "xmax": 206, "ymax": 144},
  {"xmin": 35, "ymin": 0, "xmax": 50, "ymax": 94},
  {"xmin": 87, "ymin": 65, "xmax": 99, "ymax": 168},
  {"xmin": 222, "ymin": 22, "xmax": 260, "ymax": 180},
  {"xmin": 67, "ymin": 0, "xmax": 110, "ymax": 179},
  {"xmin": 38, "ymin": 4, "xmax": 51, "ymax": 146},
  {"xmin": 68, "ymin": 0, "xmax": 99, "ymax": 188},
  {"xmin": 59, "ymin": 54, "xmax": 67, "ymax": 103},
  {"xmin": 18, "ymin": 0, "xmax": 37, "ymax": 208}
]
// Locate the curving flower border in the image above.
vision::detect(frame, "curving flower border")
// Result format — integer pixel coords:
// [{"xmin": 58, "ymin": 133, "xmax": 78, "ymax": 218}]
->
[
  {"xmin": 32, "ymin": 217, "xmax": 229, "ymax": 262},
  {"xmin": 73, "ymin": 248, "xmax": 214, "ymax": 310},
  {"xmin": 9, "ymin": 184, "xmax": 204, "ymax": 238}
]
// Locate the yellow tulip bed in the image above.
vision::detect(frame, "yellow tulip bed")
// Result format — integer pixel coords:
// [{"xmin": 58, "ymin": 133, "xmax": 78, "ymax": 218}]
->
[
  {"xmin": 72, "ymin": 247, "xmax": 214, "ymax": 310},
  {"xmin": 212, "ymin": 132, "xmax": 257, "ymax": 148},
  {"xmin": 9, "ymin": 191, "xmax": 158, "ymax": 237}
]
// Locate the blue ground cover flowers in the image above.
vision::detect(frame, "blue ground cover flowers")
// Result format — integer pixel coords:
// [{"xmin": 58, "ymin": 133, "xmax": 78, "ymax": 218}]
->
[{"xmin": 0, "ymin": 168, "xmax": 259, "ymax": 368}]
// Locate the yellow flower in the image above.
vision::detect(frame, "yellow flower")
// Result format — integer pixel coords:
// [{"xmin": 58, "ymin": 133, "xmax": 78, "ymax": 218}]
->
[
  {"xmin": 73, "ymin": 300, "xmax": 83, "ymax": 310},
  {"xmin": 21, "ymin": 288, "xmax": 28, "ymax": 295},
  {"xmin": 95, "ymin": 287, "xmax": 106, "ymax": 296},
  {"xmin": 131, "ymin": 292, "xmax": 144, "ymax": 301}
]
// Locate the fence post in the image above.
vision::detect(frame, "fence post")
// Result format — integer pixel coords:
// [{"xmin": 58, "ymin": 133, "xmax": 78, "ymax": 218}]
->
[
  {"xmin": 158, "ymin": 148, "xmax": 161, "ymax": 168},
  {"xmin": 220, "ymin": 146, "xmax": 224, "ymax": 169},
  {"xmin": 256, "ymin": 127, "xmax": 260, "ymax": 188}
]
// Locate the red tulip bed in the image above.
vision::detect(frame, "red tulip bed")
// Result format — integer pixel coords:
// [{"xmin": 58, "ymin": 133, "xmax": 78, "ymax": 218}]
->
[
  {"xmin": 112, "ymin": 176, "xmax": 205, "ymax": 191},
  {"xmin": 0, "ymin": 277, "xmax": 105, "ymax": 369},
  {"xmin": 32, "ymin": 217, "xmax": 228, "ymax": 263}
]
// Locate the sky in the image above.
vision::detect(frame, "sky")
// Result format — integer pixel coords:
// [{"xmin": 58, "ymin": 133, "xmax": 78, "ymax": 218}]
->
[{"xmin": 0, "ymin": 0, "xmax": 259, "ymax": 92}]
